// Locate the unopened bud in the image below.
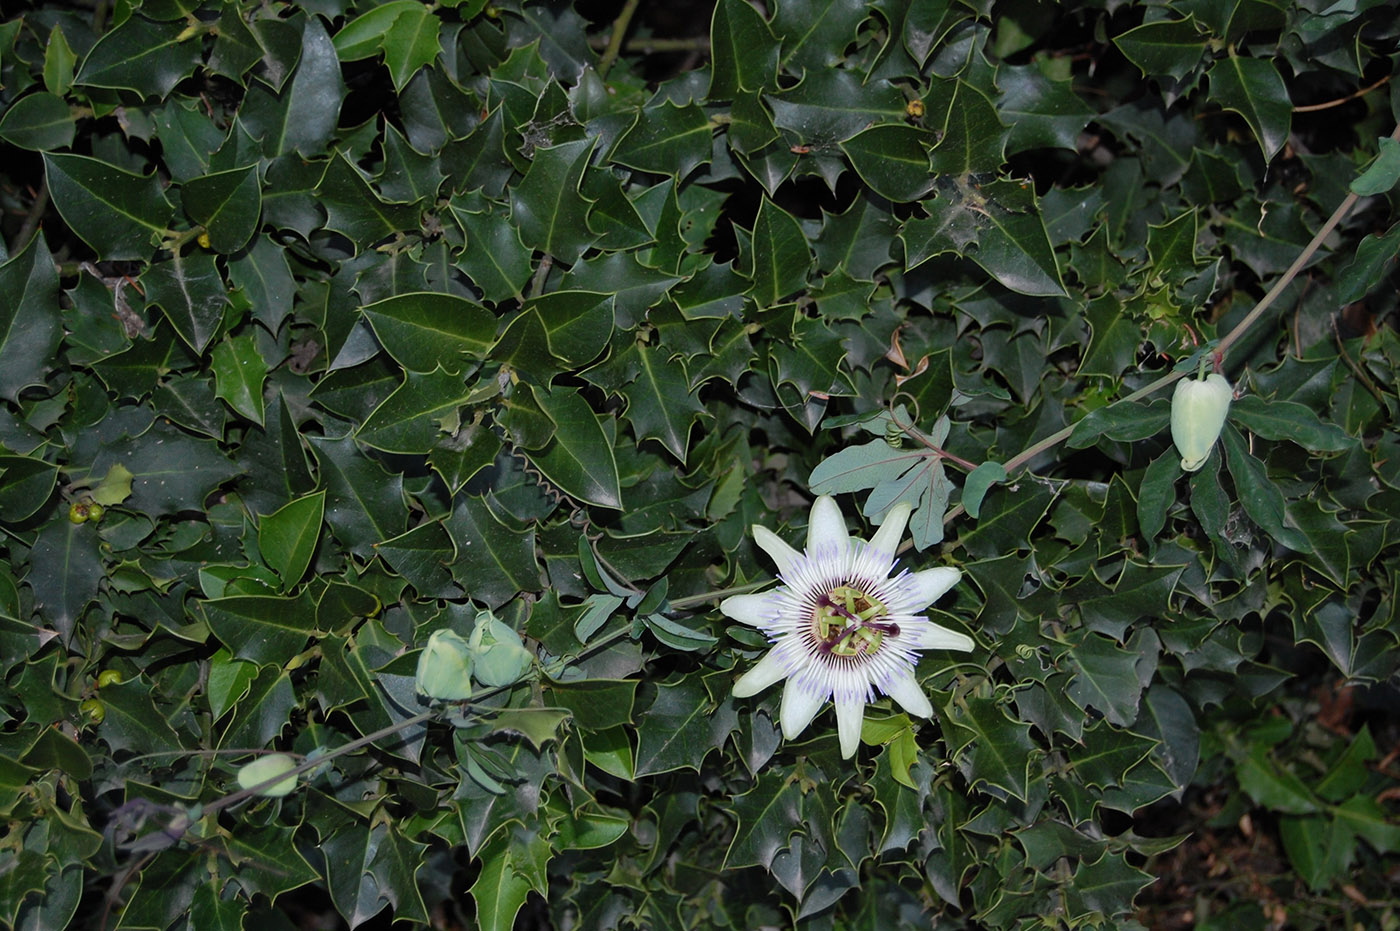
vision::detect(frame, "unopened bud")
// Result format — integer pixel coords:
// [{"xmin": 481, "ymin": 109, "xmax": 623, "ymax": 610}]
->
[
  {"xmin": 468, "ymin": 613, "xmax": 533, "ymax": 688},
  {"xmin": 1171, "ymin": 373, "xmax": 1232, "ymax": 472},
  {"xmin": 237, "ymin": 753, "xmax": 298, "ymax": 797},
  {"xmin": 415, "ymin": 629, "xmax": 473, "ymax": 700}
]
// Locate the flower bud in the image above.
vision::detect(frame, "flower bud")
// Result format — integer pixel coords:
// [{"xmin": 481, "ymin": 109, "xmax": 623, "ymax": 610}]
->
[
  {"xmin": 415, "ymin": 629, "xmax": 474, "ymax": 700},
  {"xmin": 1171, "ymin": 373, "xmax": 1232, "ymax": 472},
  {"xmin": 237, "ymin": 753, "xmax": 298, "ymax": 797},
  {"xmin": 468, "ymin": 613, "xmax": 533, "ymax": 688}
]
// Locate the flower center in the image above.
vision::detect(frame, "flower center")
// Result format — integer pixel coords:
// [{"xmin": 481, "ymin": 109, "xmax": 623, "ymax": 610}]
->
[{"xmin": 813, "ymin": 586, "xmax": 899, "ymax": 657}]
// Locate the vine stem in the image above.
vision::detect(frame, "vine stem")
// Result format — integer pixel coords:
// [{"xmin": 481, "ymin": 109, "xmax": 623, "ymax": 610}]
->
[
  {"xmin": 939, "ymin": 119, "xmax": 1400, "ymax": 527},
  {"xmin": 597, "ymin": 0, "xmax": 642, "ymax": 79}
]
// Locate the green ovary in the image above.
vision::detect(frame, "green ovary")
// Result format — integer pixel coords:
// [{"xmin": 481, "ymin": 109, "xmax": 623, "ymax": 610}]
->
[{"xmin": 814, "ymin": 586, "xmax": 890, "ymax": 657}]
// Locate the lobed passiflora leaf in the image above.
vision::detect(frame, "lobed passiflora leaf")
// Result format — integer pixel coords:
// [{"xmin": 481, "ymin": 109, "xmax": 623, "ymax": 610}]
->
[{"xmin": 636, "ymin": 675, "xmax": 737, "ymax": 777}]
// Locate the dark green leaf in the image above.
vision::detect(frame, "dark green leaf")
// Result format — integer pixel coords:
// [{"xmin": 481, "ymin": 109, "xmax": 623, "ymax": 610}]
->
[
  {"xmin": 509, "ymin": 138, "xmax": 598, "ymax": 265},
  {"xmin": 360, "ymin": 292, "xmax": 496, "ymax": 374},
  {"xmin": 612, "ymin": 103, "xmax": 713, "ymax": 180},
  {"xmin": 258, "ymin": 491, "xmax": 325, "ymax": 588},
  {"xmin": 839, "ymin": 124, "xmax": 933, "ymax": 203},
  {"xmin": 210, "ymin": 330, "xmax": 269, "ymax": 425},
  {"xmin": 75, "ymin": 15, "xmax": 198, "ymax": 98},
  {"xmin": 1207, "ymin": 55, "xmax": 1291, "ymax": 161},
  {"xmin": 1113, "ymin": 17, "xmax": 1207, "ymax": 81},
  {"xmin": 530, "ymin": 386, "xmax": 622, "ymax": 510},
  {"xmin": 43, "ymin": 153, "xmax": 173, "ymax": 260},
  {"xmin": 708, "ymin": 0, "xmax": 779, "ymax": 99},
  {"xmin": 0, "ymin": 92, "xmax": 75, "ymax": 150},
  {"xmin": 0, "ymin": 235, "xmax": 61, "ymax": 402},
  {"xmin": 747, "ymin": 197, "xmax": 810, "ymax": 307},
  {"xmin": 181, "ymin": 165, "xmax": 261, "ymax": 254},
  {"xmin": 142, "ymin": 250, "xmax": 230, "ymax": 354},
  {"xmin": 444, "ymin": 495, "xmax": 541, "ymax": 606}
]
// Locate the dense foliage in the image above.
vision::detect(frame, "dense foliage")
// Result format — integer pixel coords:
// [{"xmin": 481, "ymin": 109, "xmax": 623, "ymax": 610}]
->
[{"xmin": 1, "ymin": 0, "xmax": 1398, "ymax": 928}]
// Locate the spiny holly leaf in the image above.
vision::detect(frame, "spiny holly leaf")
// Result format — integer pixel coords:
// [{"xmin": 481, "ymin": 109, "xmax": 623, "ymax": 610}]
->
[
  {"xmin": 181, "ymin": 165, "xmax": 261, "ymax": 254},
  {"xmin": 708, "ymin": 0, "xmax": 780, "ymax": 99},
  {"xmin": 1207, "ymin": 55, "xmax": 1291, "ymax": 161},
  {"xmin": 615, "ymin": 341, "xmax": 708, "ymax": 463},
  {"xmin": 530, "ymin": 385, "xmax": 622, "ymax": 510},
  {"xmin": 0, "ymin": 234, "xmax": 61, "ymax": 403},
  {"xmin": 611, "ymin": 102, "xmax": 713, "ymax": 179},
  {"xmin": 509, "ymin": 138, "xmax": 598, "ymax": 265},
  {"xmin": 210, "ymin": 330, "xmax": 269, "ymax": 425},
  {"xmin": 43, "ymin": 153, "xmax": 173, "ymax": 260}
]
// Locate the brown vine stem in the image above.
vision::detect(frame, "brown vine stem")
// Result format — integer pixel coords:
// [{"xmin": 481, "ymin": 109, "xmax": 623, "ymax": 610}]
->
[
  {"xmin": 1294, "ymin": 74, "xmax": 1391, "ymax": 113},
  {"xmin": 597, "ymin": 0, "xmax": 642, "ymax": 80},
  {"xmin": 939, "ymin": 119, "xmax": 1400, "ymax": 528}
]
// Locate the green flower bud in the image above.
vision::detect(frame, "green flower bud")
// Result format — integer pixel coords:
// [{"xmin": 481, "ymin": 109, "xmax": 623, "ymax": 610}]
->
[
  {"xmin": 237, "ymin": 753, "xmax": 299, "ymax": 797},
  {"xmin": 1171, "ymin": 373, "xmax": 1232, "ymax": 472},
  {"xmin": 415, "ymin": 629, "xmax": 474, "ymax": 700},
  {"xmin": 468, "ymin": 613, "xmax": 533, "ymax": 688}
]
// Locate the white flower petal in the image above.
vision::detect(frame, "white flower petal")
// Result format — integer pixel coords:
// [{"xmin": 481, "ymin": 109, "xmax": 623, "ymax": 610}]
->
[
  {"xmin": 779, "ymin": 680, "xmax": 826, "ymax": 740},
  {"xmin": 733, "ymin": 650, "xmax": 788, "ymax": 698},
  {"xmin": 883, "ymin": 670, "xmax": 933, "ymax": 718},
  {"xmin": 868, "ymin": 502, "xmax": 912, "ymax": 559},
  {"xmin": 753, "ymin": 525, "xmax": 802, "ymax": 576},
  {"xmin": 720, "ymin": 593, "xmax": 773, "ymax": 628},
  {"xmin": 904, "ymin": 566, "xmax": 961, "ymax": 611},
  {"xmin": 912, "ymin": 621, "xmax": 975, "ymax": 653},
  {"xmin": 807, "ymin": 495, "xmax": 851, "ymax": 557},
  {"xmin": 835, "ymin": 692, "xmax": 867, "ymax": 758}
]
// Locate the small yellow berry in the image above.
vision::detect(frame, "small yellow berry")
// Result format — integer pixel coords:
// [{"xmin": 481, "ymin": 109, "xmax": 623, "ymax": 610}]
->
[
  {"xmin": 906, "ymin": 99, "xmax": 925, "ymax": 119},
  {"xmin": 80, "ymin": 698, "xmax": 105, "ymax": 724},
  {"xmin": 97, "ymin": 670, "xmax": 124, "ymax": 688},
  {"xmin": 197, "ymin": 231, "xmax": 212, "ymax": 249},
  {"xmin": 69, "ymin": 501, "xmax": 90, "ymax": 524}
]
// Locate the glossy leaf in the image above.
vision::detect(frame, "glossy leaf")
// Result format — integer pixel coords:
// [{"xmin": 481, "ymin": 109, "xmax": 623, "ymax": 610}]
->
[
  {"xmin": 360, "ymin": 293, "xmax": 496, "ymax": 374},
  {"xmin": 181, "ymin": 165, "xmax": 261, "ymax": 254},
  {"xmin": 0, "ymin": 235, "xmax": 61, "ymax": 403},
  {"xmin": 43, "ymin": 153, "xmax": 173, "ymax": 260},
  {"xmin": 258, "ymin": 491, "xmax": 325, "ymax": 589},
  {"xmin": 530, "ymin": 385, "xmax": 622, "ymax": 510}
]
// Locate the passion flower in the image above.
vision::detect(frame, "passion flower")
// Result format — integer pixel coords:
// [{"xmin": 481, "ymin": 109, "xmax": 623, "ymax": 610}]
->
[
  {"xmin": 721, "ymin": 496, "xmax": 974, "ymax": 758},
  {"xmin": 1171, "ymin": 373, "xmax": 1232, "ymax": 472}
]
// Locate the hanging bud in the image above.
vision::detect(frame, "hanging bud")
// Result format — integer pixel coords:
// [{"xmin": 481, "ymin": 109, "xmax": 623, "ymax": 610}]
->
[
  {"xmin": 468, "ymin": 613, "xmax": 533, "ymax": 688},
  {"xmin": 415, "ymin": 629, "xmax": 474, "ymax": 700},
  {"xmin": 237, "ymin": 753, "xmax": 299, "ymax": 797},
  {"xmin": 1171, "ymin": 373, "xmax": 1232, "ymax": 472}
]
